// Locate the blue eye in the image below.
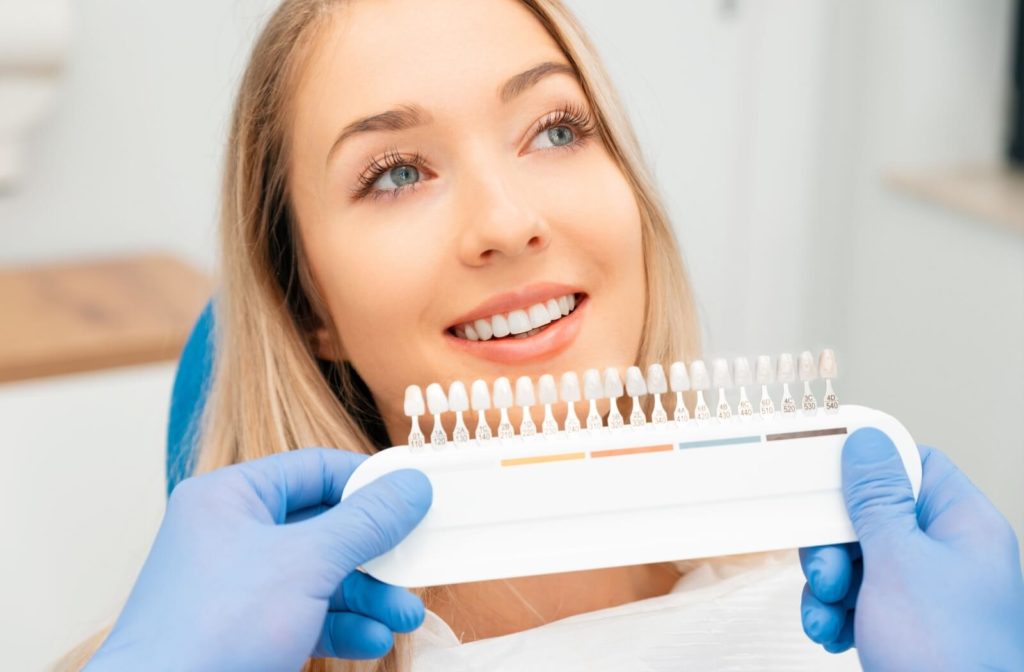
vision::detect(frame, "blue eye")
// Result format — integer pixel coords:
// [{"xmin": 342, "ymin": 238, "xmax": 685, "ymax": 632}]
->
[
  {"xmin": 375, "ymin": 164, "xmax": 420, "ymax": 191},
  {"xmin": 532, "ymin": 125, "xmax": 576, "ymax": 150}
]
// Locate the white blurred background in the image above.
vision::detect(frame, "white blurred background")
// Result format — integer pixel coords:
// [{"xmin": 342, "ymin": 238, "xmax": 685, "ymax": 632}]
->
[{"xmin": 1, "ymin": 1, "xmax": 1021, "ymax": 669}]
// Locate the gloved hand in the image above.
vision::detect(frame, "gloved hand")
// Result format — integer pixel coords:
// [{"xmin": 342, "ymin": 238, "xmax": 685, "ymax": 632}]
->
[
  {"xmin": 85, "ymin": 447, "xmax": 432, "ymax": 672},
  {"xmin": 799, "ymin": 427, "xmax": 1024, "ymax": 671}
]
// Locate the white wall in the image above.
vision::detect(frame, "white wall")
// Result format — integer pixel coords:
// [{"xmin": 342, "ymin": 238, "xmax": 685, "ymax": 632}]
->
[
  {"xmin": 0, "ymin": 0, "xmax": 281, "ymax": 274},
  {"xmin": 808, "ymin": 0, "xmax": 1024, "ymax": 540}
]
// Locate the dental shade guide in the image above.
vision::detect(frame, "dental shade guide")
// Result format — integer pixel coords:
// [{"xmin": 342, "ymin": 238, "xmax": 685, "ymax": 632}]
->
[{"xmin": 345, "ymin": 348, "xmax": 922, "ymax": 588}]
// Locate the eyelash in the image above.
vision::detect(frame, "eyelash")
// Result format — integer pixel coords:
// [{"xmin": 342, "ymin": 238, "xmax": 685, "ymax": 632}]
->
[{"xmin": 350, "ymin": 102, "xmax": 599, "ymax": 203}]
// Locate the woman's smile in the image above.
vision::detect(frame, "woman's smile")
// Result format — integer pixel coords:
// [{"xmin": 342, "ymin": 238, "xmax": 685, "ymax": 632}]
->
[{"xmin": 444, "ymin": 283, "xmax": 589, "ymax": 364}]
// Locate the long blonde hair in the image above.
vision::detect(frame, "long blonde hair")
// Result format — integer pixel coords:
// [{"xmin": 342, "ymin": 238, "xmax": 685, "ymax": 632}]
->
[{"xmin": 63, "ymin": 1, "xmax": 700, "ymax": 670}]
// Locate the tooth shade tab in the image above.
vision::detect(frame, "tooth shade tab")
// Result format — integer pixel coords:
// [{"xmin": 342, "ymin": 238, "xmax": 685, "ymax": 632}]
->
[
  {"xmin": 733, "ymin": 357, "xmax": 753, "ymax": 386},
  {"xmin": 712, "ymin": 358, "xmax": 733, "ymax": 388},
  {"xmin": 756, "ymin": 355, "xmax": 774, "ymax": 384},
  {"xmin": 508, "ymin": 310, "xmax": 531, "ymax": 335},
  {"xmin": 515, "ymin": 376, "xmax": 536, "ymax": 406},
  {"xmin": 492, "ymin": 377, "xmax": 514, "ymax": 409},
  {"xmin": 603, "ymin": 367, "xmax": 624, "ymax": 398},
  {"xmin": 626, "ymin": 366, "xmax": 647, "ymax": 426},
  {"xmin": 646, "ymin": 364, "xmax": 668, "ymax": 394},
  {"xmin": 798, "ymin": 351, "xmax": 816, "ymax": 381},
  {"xmin": 689, "ymin": 360, "xmax": 710, "ymax": 390},
  {"xmin": 533, "ymin": 374, "xmax": 556, "ymax": 405},
  {"xmin": 447, "ymin": 381, "xmax": 469, "ymax": 412},
  {"xmin": 819, "ymin": 349, "xmax": 838, "ymax": 379},
  {"xmin": 528, "ymin": 304, "xmax": 552, "ymax": 329},
  {"xmin": 777, "ymin": 353, "xmax": 796, "ymax": 383},
  {"xmin": 426, "ymin": 383, "xmax": 449, "ymax": 415},
  {"xmin": 560, "ymin": 371, "xmax": 581, "ymax": 402},
  {"xmin": 583, "ymin": 369, "xmax": 603, "ymax": 400},
  {"xmin": 404, "ymin": 385, "xmax": 425, "ymax": 416},
  {"xmin": 669, "ymin": 361, "xmax": 690, "ymax": 392},
  {"xmin": 625, "ymin": 366, "xmax": 647, "ymax": 397},
  {"xmin": 470, "ymin": 379, "xmax": 491, "ymax": 410}
]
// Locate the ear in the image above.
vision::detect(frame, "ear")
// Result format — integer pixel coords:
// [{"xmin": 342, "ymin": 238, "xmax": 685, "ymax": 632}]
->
[{"xmin": 311, "ymin": 326, "xmax": 345, "ymax": 362}]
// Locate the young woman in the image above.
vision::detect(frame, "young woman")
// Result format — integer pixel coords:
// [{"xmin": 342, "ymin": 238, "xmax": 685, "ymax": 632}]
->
[
  {"xmin": 201, "ymin": 0, "xmax": 697, "ymax": 657},
  {"xmin": 67, "ymin": 1, "xmax": 1024, "ymax": 670},
  {"xmin": 68, "ymin": 2, "xmax": 698, "ymax": 668}
]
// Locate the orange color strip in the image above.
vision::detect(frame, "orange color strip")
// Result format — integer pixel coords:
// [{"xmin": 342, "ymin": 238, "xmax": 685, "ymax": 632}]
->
[
  {"xmin": 590, "ymin": 444, "xmax": 673, "ymax": 459},
  {"xmin": 501, "ymin": 452, "xmax": 587, "ymax": 467}
]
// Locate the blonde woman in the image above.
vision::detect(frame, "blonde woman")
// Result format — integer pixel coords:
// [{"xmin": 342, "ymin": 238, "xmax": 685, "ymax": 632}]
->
[{"xmin": 72, "ymin": 1, "xmax": 1024, "ymax": 671}]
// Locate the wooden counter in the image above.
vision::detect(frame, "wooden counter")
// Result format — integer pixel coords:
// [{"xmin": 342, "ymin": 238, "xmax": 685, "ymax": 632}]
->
[{"xmin": 0, "ymin": 253, "xmax": 212, "ymax": 383}]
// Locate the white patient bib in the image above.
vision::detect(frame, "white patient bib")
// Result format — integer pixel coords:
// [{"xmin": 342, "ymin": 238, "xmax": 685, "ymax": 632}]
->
[{"xmin": 409, "ymin": 551, "xmax": 862, "ymax": 671}]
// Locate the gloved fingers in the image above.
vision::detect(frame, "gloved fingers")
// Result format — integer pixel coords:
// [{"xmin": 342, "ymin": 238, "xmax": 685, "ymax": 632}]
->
[
  {"xmin": 914, "ymin": 444, "xmax": 1009, "ymax": 542},
  {"xmin": 234, "ymin": 448, "xmax": 368, "ymax": 522},
  {"xmin": 285, "ymin": 504, "xmax": 331, "ymax": 524},
  {"xmin": 314, "ymin": 611, "xmax": 394, "ymax": 660},
  {"xmin": 842, "ymin": 557, "xmax": 863, "ymax": 610},
  {"xmin": 330, "ymin": 570, "xmax": 425, "ymax": 633},
  {"xmin": 822, "ymin": 613, "xmax": 855, "ymax": 654},
  {"xmin": 799, "ymin": 544, "xmax": 853, "ymax": 603},
  {"xmin": 801, "ymin": 583, "xmax": 848, "ymax": 645},
  {"xmin": 308, "ymin": 468, "xmax": 432, "ymax": 579},
  {"xmin": 841, "ymin": 428, "xmax": 919, "ymax": 552}
]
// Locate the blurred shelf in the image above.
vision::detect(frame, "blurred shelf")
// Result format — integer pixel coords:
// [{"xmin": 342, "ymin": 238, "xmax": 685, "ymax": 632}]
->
[
  {"xmin": 0, "ymin": 253, "xmax": 212, "ymax": 383},
  {"xmin": 887, "ymin": 164, "xmax": 1024, "ymax": 235}
]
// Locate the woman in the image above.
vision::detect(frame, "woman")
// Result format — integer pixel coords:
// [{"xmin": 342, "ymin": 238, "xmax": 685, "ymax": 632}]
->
[
  {"xmin": 201, "ymin": 0, "xmax": 696, "ymax": 656},
  {"xmin": 67, "ymin": 1, "xmax": 1024, "ymax": 670}
]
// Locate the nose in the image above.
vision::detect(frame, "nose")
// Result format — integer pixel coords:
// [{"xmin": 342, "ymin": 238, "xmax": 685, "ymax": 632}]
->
[{"xmin": 456, "ymin": 170, "xmax": 551, "ymax": 266}]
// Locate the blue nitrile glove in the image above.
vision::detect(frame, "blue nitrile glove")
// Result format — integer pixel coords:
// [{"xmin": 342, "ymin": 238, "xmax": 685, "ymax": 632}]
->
[
  {"xmin": 799, "ymin": 427, "xmax": 1024, "ymax": 671},
  {"xmin": 85, "ymin": 447, "xmax": 432, "ymax": 672}
]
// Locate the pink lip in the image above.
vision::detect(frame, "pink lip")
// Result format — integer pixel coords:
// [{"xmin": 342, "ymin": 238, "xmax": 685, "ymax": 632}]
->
[
  {"xmin": 446, "ymin": 282, "xmax": 584, "ymax": 329},
  {"xmin": 444, "ymin": 295, "xmax": 588, "ymax": 365}
]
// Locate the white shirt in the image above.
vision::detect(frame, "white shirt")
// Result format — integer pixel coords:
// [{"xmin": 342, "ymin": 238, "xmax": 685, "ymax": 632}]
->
[{"xmin": 410, "ymin": 551, "xmax": 862, "ymax": 671}]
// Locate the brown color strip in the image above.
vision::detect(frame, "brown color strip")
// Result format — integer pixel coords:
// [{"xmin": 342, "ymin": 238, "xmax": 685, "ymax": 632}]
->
[{"xmin": 765, "ymin": 427, "xmax": 848, "ymax": 442}]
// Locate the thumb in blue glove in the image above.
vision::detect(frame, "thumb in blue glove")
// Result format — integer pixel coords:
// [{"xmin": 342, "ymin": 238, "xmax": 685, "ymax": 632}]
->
[
  {"xmin": 85, "ymin": 447, "xmax": 432, "ymax": 672},
  {"xmin": 799, "ymin": 427, "xmax": 1024, "ymax": 671}
]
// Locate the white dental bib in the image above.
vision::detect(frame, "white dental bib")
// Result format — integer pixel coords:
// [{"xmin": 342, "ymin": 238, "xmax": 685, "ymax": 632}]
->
[{"xmin": 409, "ymin": 551, "xmax": 861, "ymax": 671}]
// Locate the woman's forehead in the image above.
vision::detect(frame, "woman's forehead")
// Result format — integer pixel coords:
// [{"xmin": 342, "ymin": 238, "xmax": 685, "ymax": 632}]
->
[{"xmin": 292, "ymin": 0, "xmax": 568, "ymax": 146}]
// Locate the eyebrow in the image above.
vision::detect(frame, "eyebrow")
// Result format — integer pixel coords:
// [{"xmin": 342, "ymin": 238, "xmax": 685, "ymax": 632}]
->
[{"xmin": 327, "ymin": 60, "xmax": 578, "ymax": 164}]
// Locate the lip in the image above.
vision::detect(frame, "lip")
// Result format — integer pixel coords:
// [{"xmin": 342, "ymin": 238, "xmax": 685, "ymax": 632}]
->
[
  {"xmin": 444, "ymin": 294, "xmax": 588, "ymax": 364},
  {"xmin": 445, "ymin": 282, "xmax": 585, "ymax": 329}
]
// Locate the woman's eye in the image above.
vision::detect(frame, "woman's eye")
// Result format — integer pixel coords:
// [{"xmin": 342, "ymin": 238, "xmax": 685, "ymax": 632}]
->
[
  {"xmin": 373, "ymin": 164, "xmax": 421, "ymax": 192},
  {"xmin": 529, "ymin": 124, "xmax": 576, "ymax": 151}
]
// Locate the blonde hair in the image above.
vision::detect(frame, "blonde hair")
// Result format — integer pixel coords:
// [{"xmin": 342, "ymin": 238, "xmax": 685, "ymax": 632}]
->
[{"xmin": 62, "ymin": 1, "xmax": 700, "ymax": 670}]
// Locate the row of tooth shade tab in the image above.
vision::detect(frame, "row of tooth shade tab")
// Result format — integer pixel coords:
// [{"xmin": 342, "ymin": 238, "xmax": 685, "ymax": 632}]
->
[{"xmin": 403, "ymin": 349, "xmax": 839, "ymax": 450}]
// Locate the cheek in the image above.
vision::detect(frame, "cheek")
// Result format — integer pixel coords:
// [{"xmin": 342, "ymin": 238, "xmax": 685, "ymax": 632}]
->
[
  {"xmin": 539, "ymin": 150, "xmax": 643, "ymax": 273},
  {"xmin": 306, "ymin": 217, "xmax": 445, "ymax": 399},
  {"xmin": 539, "ymin": 154, "xmax": 647, "ymax": 358}
]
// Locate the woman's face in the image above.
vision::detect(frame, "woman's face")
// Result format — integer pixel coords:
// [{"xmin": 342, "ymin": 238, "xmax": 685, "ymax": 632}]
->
[{"xmin": 289, "ymin": 0, "xmax": 646, "ymax": 442}]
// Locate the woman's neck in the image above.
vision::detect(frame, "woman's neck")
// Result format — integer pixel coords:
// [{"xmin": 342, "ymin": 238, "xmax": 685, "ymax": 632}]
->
[{"xmin": 427, "ymin": 562, "xmax": 682, "ymax": 642}]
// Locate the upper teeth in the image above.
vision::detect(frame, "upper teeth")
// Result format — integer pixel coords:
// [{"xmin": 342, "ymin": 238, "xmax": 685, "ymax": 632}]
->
[{"xmin": 455, "ymin": 293, "xmax": 577, "ymax": 341}]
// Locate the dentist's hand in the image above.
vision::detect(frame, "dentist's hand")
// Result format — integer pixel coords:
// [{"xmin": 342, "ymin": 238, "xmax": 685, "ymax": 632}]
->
[
  {"xmin": 799, "ymin": 428, "xmax": 1024, "ymax": 671},
  {"xmin": 86, "ymin": 448, "xmax": 432, "ymax": 672}
]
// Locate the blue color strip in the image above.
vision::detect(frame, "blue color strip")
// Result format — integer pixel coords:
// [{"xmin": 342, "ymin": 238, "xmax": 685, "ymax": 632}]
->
[{"xmin": 677, "ymin": 435, "xmax": 762, "ymax": 450}]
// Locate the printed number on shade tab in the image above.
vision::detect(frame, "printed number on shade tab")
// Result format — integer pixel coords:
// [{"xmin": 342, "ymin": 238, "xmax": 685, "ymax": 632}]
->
[{"xmin": 342, "ymin": 349, "xmax": 922, "ymax": 588}]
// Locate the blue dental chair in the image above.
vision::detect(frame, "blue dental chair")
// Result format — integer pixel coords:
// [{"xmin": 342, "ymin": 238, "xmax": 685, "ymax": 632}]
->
[{"xmin": 166, "ymin": 300, "xmax": 216, "ymax": 495}]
